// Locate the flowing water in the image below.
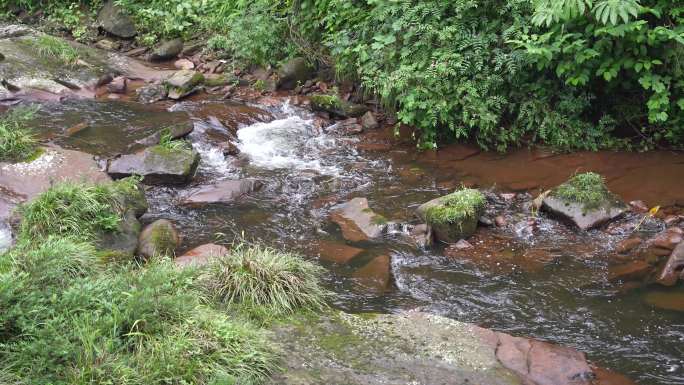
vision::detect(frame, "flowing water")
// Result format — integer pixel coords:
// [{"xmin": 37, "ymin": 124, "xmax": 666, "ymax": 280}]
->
[{"xmin": 24, "ymin": 97, "xmax": 684, "ymax": 385}]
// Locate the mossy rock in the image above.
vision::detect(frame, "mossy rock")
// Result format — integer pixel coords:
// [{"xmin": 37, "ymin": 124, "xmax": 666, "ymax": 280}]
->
[
  {"xmin": 137, "ymin": 219, "xmax": 180, "ymax": 258},
  {"xmin": 107, "ymin": 145, "xmax": 200, "ymax": 185},
  {"xmin": 164, "ymin": 70, "xmax": 204, "ymax": 100},
  {"xmin": 417, "ymin": 189, "xmax": 485, "ymax": 243},
  {"xmin": 96, "ymin": 210, "xmax": 141, "ymax": 260},
  {"xmin": 542, "ymin": 172, "xmax": 627, "ymax": 230},
  {"xmin": 310, "ymin": 94, "xmax": 368, "ymax": 119}
]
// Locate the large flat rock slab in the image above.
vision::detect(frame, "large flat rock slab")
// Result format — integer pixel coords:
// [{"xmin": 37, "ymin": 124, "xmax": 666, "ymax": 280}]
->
[
  {"xmin": 269, "ymin": 311, "xmax": 635, "ymax": 385},
  {"xmin": 108, "ymin": 146, "xmax": 200, "ymax": 185},
  {"xmin": 0, "ymin": 147, "xmax": 111, "ymax": 222},
  {"xmin": 330, "ymin": 198, "xmax": 386, "ymax": 242}
]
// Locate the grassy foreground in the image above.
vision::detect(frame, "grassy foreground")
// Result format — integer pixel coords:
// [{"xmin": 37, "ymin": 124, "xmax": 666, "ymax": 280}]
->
[{"xmin": 0, "ymin": 180, "xmax": 327, "ymax": 385}]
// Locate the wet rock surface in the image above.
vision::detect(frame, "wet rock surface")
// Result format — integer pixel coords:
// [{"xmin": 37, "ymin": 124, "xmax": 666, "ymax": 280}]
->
[
  {"xmin": 107, "ymin": 145, "xmax": 200, "ymax": 185},
  {"xmin": 330, "ymin": 198, "xmax": 386, "ymax": 242},
  {"xmin": 181, "ymin": 179, "xmax": 263, "ymax": 206},
  {"xmin": 270, "ymin": 311, "xmax": 631, "ymax": 385},
  {"xmin": 0, "ymin": 148, "xmax": 110, "ymax": 222}
]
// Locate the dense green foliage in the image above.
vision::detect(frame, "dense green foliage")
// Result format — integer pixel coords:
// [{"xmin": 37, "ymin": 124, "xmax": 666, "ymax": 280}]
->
[
  {"xmin": 2, "ymin": 0, "xmax": 682, "ymax": 150},
  {"xmin": 1, "ymin": 180, "xmax": 328, "ymax": 384},
  {"xmin": 0, "ymin": 107, "xmax": 38, "ymax": 162}
]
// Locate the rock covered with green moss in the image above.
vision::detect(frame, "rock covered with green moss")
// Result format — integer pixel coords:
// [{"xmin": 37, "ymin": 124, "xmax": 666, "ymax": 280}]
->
[
  {"xmin": 310, "ymin": 94, "xmax": 369, "ymax": 118},
  {"xmin": 164, "ymin": 69, "xmax": 204, "ymax": 99},
  {"xmin": 107, "ymin": 143, "xmax": 200, "ymax": 185},
  {"xmin": 137, "ymin": 219, "xmax": 180, "ymax": 259},
  {"xmin": 417, "ymin": 188, "xmax": 485, "ymax": 243},
  {"xmin": 542, "ymin": 172, "xmax": 627, "ymax": 230},
  {"xmin": 269, "ymin": 310, "xmax": 629, "ymax": 385}
]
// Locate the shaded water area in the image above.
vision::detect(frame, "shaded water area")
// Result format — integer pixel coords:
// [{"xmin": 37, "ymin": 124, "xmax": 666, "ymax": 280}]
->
[{"xmin": 27, "ymin": 97, "xmax": 684, "ymax": 385}]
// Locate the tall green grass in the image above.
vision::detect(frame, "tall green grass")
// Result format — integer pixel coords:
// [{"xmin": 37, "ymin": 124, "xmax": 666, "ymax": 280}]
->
[
  {"xmin": 1, "ymin": 180, "xmax": 329, "ymax": 384},
  {"xmin": 0, "ymin": 107, "xmax": 38, "ymax": 163}
]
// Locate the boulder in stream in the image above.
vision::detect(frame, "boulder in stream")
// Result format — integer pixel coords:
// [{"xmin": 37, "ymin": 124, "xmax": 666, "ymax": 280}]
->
[
  {"xmin": 277, "ymin": 57, "xmax": 314, "ymax": 90},
  {"xmin": 149, "ymin": 38, "xmax": 183, "ymax": 62},
  {"xmin": 542, "ymin": 172, "xmax": 627, "ymax": 230},
  {"xmin": 97, "ymin": 1, "xmax": 137, "ymax": 38},
  {"xmin": 138, "ymin": 219, "xmax": 180, "ymax": 259},
  {"xmin": 310, "ymin": 94, "xmax": 368, "ymax": 119},
  {"xmin": 656, "ymin": 241, "xmax": 684, "ymax": 286},
  {"xmin": 136, "ymin": 83, "xmax": 168, "ymax": 103},
  {"xmin": 181, "ymin": 179, "xmax": 263, "ymax": 207},
  {"xmin": 269, "ymin": 310, "xmax": 635, "ymax": 385},
  {"xmin": 417, "ymin": 188, "xmax": 485, "ymax": 243},
  {"xmin": 107, "ymin": 144, "xmax": 200, "ymax": 185},
  {"xmin": 330, "ymin": 198, "xmax": 386, "ymax": 242},
  {"xmin": 164, "ymin": 69, "xmax": 204, "ymax": 100}
]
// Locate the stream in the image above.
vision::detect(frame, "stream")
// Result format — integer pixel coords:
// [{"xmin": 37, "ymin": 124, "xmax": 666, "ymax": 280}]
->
[{"xmin": 17, "ymin": 96, "xmax": 684, "ymax": 385}]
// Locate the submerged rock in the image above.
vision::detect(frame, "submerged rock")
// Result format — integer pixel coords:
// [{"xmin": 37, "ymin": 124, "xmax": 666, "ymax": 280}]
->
[
  {"xmin": 330, "ymin": 198, "xmax": 386, "ymax": 242},
  {"xmin": 352, "ymin": 255, "xmax": 391, "ymax": 293},
  {"xmin": 269, "ymin": 310, "xmax": 633, "ymax": 385},
  {"xmin": 97, "ymin": 1, "xmax": 137, "ymax": 38},
  {"xmin": 138, "ymin": 219, "xmax": 180, "ymax": 258},
  {"xmin": 316, "ymin": 240, "xmax": 364, "ymax": 264},
  {"xmin": 542, "ymin": 173, "xmax": 627, "ymax": 230},
  {"xmin": 417, "ymin": 189, "xmax": 485, "ymax": 243},
  {"xmin": 277, "ymin": 57, "xmax": 314, "ymax": 90},
  {"xmin": 181, "ymin": 179, "xmax": 263, "ymax": 206},
  {"xmin": 107, "ymin": 145, "xmax": 200, "ymax": 185},
  {"xmin": 175, "ymin": 243, "xmax": 228, "ymax": 268},
  {"xmin": 136, "ymin": 83, "xmax": 167, "ymax": 103}
]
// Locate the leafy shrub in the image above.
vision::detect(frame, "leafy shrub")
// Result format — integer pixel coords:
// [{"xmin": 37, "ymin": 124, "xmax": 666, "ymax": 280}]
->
[
  {"xmin": 202, "ymin": 243, "xmax": 328, "ymax": 317},
  {"xmin": 0, "ymin": 107, "xmax": 38, "ymax": 162}
]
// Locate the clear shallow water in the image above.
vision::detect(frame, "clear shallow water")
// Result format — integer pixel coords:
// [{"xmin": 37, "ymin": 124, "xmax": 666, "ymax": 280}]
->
[{"xmin": 26, "ymin": 98, "xmax": 684, "ymax": 385}]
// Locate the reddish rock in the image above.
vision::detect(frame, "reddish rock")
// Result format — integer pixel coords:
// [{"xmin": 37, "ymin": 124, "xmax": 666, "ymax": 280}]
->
[
  {"xmin": 453, "ymin": 239, "xmax": 474, "ymax": 250},
  {"xmin": 359, "ymin": 111, "xmax": 378, "ymax": 130},
  {"xmin": 664, "ymin": 215, "xmax": 681, "ymax": 226},
  {"xmin": 175, "ymin": 243, "xmax": 228, "ymax": 267},
  {"xmin": 316, "ymin": 240, "xmax": 364, "ymax": 264},
  {"xmin": 629, "ymin": 200, "xmax": 649, "ymax": 213},
  {"xmin": 651, "ymin": 227, "xmax": 683, "ymax": 251},
  {"xmin": 656, "ymin": 242, "xmax": 684, "ymax": 286},
  {"xmin": 181, "ymin": 179, "xmax": 263, "ymax": 206},
  {"xmin": 330, "ymin": 198, "xmax": 385, "ymax": 242},
  {"xmin": 174, "ymin": 58, "xmax": 195, "ymax": 70},
  {"xmin": 608, "ymin": 260, "xmax": 653, "ymax": 283},
  {"xmin": 106, "ymin": 76, "xmax": 127, "ymax": 94},
  {"xmin": 500, "ymin": 193, "xmax": 517, "ymax": 201},
  {"xmin": 352, "ymin": 255, "xmax": 391, "ymax": 293},
  {"xmin": 495, "ymin": 215, "xmax": 507, "ymax": 227},
  {"xmin": 615, "ymin": 237, "xmax": 642, "ymax": 254}
]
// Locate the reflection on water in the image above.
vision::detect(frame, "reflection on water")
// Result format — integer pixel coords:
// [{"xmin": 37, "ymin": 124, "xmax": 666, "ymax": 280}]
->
[{"xmin": 23, "ymin": 97, "xmax": 684, "ymax": 385}]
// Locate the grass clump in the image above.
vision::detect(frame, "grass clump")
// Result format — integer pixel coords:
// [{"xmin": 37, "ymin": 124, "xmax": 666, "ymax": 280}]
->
[
  {"xmin": 202, "ymin": 243, "xmax": 328, "ymax": 318},
  {"xmin": 554, "ymin": 172, "xmax": 611, "ymax": 210},
  {"xmin": 425, "ymin": 188, "xmax": 485, "ymax": 226},
  {"xmin": 310, "ymin": 94, "xmax": 342, "ymax": 110},
  {"xmin": 32, "ymin": 35, "xmax": 79, "ymax": 64},
  {"xmin": 0, "ymin": 107, "xmax": 39, "ymax": 163},
  {"xmin": 157, "ymin": 128, "xmax": 191, "ymax": 152},
  {"xmin": 17, "ymin": 182, "xmax": 122, "ymax": 241}
]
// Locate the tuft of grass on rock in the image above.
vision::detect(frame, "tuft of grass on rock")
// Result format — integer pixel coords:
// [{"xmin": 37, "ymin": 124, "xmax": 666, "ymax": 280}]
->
[
  {"xmin": 0, "ymin": 107, "xmax": 39, "ymax": 163},
  {"xmin": 32, "ymin": 35, "xmax": 79, "ymax": 64},
  {"xmin": 202, "ymin": 243, "xmax": 328, "ymax": 318},
  {"xmin": 425, "ymin": 188, "xmax": 485, "ymax": 226},
  {"xmin": 554, "ymin": 172, "xmax": 611, "ymax": 210},
  {"xmin": 16, "ymin": 179, "xmax": 142, "ymax": 241}
]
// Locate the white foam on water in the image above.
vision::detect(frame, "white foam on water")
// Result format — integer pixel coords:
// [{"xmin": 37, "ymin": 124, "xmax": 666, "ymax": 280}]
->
[
  {"xmin": 237, "ymin": 113, "xmax": 342, "ymax": 175},
  {"xmin": 192, "ymin": 141, "xmax": 238, "ymax": 178}
]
